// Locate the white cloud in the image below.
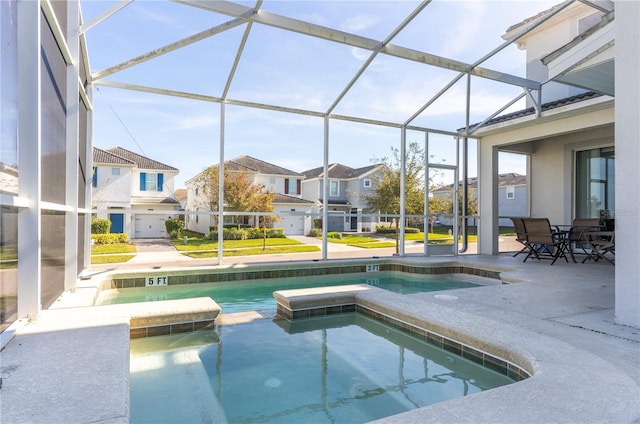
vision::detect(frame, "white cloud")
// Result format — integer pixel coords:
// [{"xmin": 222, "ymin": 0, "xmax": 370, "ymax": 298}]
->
[
  {"xmin": 340, "ymin": 14, "xmax": 380, "ymax": 33},
  {"xmin": 167, "ymin": 114, "xmax": 219, "ymax": 131}
]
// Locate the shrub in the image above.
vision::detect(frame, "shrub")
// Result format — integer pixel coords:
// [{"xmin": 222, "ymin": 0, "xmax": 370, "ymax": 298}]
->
[
  {"xmin": 91, "ymin": 233, "xmax": 128, "ymax": 244},
  {"xmin": 91, "ymin": 217, "xmax": 111, "ymax": 234},
  {"xmin": 375, "ymin": 226, "xmax": 420, "ymax": 234},
  {"xmin": 308, "ymin": 228, "xmax": 322, "ymax": 237},
  {"xmin": 207, "ymin": 227, "xmax": 286, "ymax": 240},
  {"xmin": 327, "ymin": 231, "xmax": 342, "ymax": 239},
  {"xmin": 165, "ymin": 219, "xmax": 184, "ymax": 239},
  {"xmin": 266, "ymin": 228, "xmax": 285, "ymax": 238},
  {"xmin": 223, "ymin": 228, "xmax": 248, "ymax": 240}
]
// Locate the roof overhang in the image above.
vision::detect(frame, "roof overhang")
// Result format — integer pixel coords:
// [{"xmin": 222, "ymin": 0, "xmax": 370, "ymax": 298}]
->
[{"xmin": 544, "ymin": 14, "xmax": 614, "ymax": 96}]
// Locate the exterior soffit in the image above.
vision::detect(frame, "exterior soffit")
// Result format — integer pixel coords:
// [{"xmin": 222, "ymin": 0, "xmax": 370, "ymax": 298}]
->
[{"xmin": 546, "ymin": 16, "xmax": 614, "ymax": 95}]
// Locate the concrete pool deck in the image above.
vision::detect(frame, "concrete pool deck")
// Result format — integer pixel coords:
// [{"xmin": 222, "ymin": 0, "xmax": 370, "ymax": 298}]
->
[{"xmin": 1, "ymin": 252, "xmax": 639, "ymax": 423}]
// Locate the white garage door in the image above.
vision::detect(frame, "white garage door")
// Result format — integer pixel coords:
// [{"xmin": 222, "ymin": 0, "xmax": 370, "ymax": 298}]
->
[
  {"xmin": 135, "ymin": 215, "xmax": 166, "ymax": 238},
  {"xmin": 278, "ymin": 212, "xmax": 304, "ymax": 235}
]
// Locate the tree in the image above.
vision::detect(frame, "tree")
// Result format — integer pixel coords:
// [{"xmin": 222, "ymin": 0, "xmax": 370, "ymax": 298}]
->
[
  {"xmin": 362, "ymin": 142, "xmax": 426, "ymax": 253},
  {"xmin": 194, "ymin": 165, "xmax": 276, "ymax": 229}
]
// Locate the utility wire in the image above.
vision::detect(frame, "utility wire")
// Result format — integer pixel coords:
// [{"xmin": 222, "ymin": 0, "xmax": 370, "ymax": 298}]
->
[{"xmin": 95, "ymin": 86, "xmax": 147, "ymax": 157}]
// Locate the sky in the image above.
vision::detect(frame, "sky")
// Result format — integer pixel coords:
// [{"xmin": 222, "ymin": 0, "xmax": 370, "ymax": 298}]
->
[{"xmin": 81, "ymin": 0, "xmax": 559, "ymax": 189}]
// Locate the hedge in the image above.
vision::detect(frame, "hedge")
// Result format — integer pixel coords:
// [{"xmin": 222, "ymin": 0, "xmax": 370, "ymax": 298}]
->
[
  {"xmin": 207, "ymin": 227, "xmax": 286, "ymax": 240},
  {"xmin": 375, "ymin": 226, "xmax": 420, "ymax": 234},
  {"xmin": 91, "ymin": 233, "xmax": 128, "ymax": 244}
]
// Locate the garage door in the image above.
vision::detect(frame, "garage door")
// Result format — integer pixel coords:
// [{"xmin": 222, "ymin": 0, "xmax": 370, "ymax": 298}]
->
[
  {"xmin": 278, "ymin": 212, "xmax": 304, "ymax": 235},
  {"xmin": 135, "ymin": 215, "xmax": 166, "ymax": 238}
]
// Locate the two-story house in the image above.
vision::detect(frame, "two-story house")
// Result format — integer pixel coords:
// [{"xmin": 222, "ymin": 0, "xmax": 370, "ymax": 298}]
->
[
  {"xmin": 185, "ymin": 155, "xmax": 313, "ymax": 235},
  {"xmin": 92, "ymin": 147, "xmax": 180, "ymax": 238},
  {"xmin": 301, "ymin": 163, "xmax": 382, "ymax": 232},
  {"xmin": 431, "ymin": 173, "xmax": 527, "ymax": 227}
]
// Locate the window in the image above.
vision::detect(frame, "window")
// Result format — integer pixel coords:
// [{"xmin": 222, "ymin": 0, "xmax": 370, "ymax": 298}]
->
[
  {"xmin": 286, "ymin": 178, "xmax": 300, "ymax": 195},
  {"xmin": 506, "ymin": 186, "xmax": 515, "ymax": 199},
  {"xmin": 363, "ymin": 178, "xmax": 371, "ymax": 188},
  {"xmin": 112, "ymin": 168, "xmax": 120, "ymax": 175},
  {"xmin": 329, "ymin": 180, "xmax": 339, "ymax": 196},
  {"xmin": 269, "ymin": 177, "xmax": 276, "ymax": 185},
  {"xmin": 140, "ymin": 172, "xmax": 164, "ymax": 192},
  {"xmin": 575, "ymin": 147, "xmax": 615, "ymax": 219},
  {"xmin": 92, "ymin": 167, "xmax": 97, "ymax": 187}
]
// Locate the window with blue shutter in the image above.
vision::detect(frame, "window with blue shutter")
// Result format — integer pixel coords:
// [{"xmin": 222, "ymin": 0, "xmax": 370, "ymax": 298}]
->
[
  {"xmin": 92, "ymin": 167, "xmax": 97, "ymax": 187},
  {"xmin": 157, "ymin": 173, "xmax": 164, "ymax": 192},
  {"xmin": 140, "ymin": 172, "xmax": 146, "ymax": 191}
]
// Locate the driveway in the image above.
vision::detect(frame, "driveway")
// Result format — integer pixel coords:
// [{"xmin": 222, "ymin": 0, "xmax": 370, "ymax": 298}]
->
[{"xmin": 128, "ymin": 238, "xmax": 188, "ymax": 264}]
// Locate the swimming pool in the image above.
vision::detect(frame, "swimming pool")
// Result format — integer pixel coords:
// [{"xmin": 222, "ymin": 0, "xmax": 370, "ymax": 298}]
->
[
  {"xmin": 98, "ymin": 272, "xmax": 484, "ymax": 313},
  {"xmin": 130, "ymin": 313, "xmax": 515, "ymax": 424}
]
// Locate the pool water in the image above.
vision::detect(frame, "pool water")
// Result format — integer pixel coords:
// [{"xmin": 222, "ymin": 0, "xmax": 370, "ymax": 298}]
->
[
  {"xmin": 98, "ymin": 272, "xmax": 482, "ymax": 313},
  {"xmin": 130, "ymin": 314, "xmax": 514, "ymax": 424}
]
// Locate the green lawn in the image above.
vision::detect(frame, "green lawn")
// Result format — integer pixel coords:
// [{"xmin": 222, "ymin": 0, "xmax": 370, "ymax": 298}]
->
[
  {"xmin": 381, "ymin": 231, "xmax": 478, "ymax": 244},
  {"xmin": 172, "ymin": 237, "xmax": 303, "ymax": 251},
  {"xmin": 91, "ymin": 254, "xmax": 136, "ymax": 264},
  {"xmin": 325, "ymin": 234, "xmax": 396, "ymax": 249},
  {"xmin": 90, "ymin": 243, "xmax": 137, "ymax": 264},
  {"xmin": 182, "ymin": 245, "xmax": 320, "ymax": 258},
  {"xmin": 91, "ymin": 243, "xmax": 137, "ymax": 254}
]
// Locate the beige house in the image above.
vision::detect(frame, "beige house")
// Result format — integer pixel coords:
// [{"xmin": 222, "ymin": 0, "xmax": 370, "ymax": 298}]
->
[{"xmin": 184, "ymin": 155, "xmax": 313, "ymax": 235}]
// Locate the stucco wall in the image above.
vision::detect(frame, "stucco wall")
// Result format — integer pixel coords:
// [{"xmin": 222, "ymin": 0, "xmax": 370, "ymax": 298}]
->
[
  {"xmin": 477, "ymin": 101, "xmax": 614, "ymax": 254},
  {"xmin": 92, "ymin": 166, "xmax": 132, "ymax": 204},
  {"xmin": 614, "ymin": 0, "xmax": 640, "ymax": 327}
]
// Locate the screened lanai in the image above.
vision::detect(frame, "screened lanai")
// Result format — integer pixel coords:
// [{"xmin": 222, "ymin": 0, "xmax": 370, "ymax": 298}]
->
[{"xmin": 81, "ymin": 0, "xmax": 614, "ymax": 263}]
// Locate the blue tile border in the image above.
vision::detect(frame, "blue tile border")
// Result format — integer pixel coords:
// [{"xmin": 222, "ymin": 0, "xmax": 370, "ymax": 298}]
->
[{"xmin": 108, "ymin": 262, "xmax": 501, "ymax": 289}]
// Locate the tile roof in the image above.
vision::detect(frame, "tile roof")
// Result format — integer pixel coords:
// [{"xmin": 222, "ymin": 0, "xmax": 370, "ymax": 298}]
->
[
  {"xmin": 174, "ymin": 189, "xmax": 187, "ymax": 202},
  {"xmin": 226, "ymin": 155, "xmax": 303, "ymax": 176},
  {"xmin": 432, "ymin": 173, "xmax": 526, "ymax": 192},
  {"xmin": 101, "ymin": 146, "xmax": 179, "ymax": 171},
  {"xmin": 302, "ymin": 163, "xmax": 380, "ymax": 180},
  {"xmin": 93, "ymin": 147, "xmax": 136, "ymax": 166},
  {"xmin": 130, "ymin": 196, "xmax": 180, "ymax": 205},
  {"xmin": 273, "ymin": 193, "xmax": 314, "ymax": 204},
  {"xmin": 505, "ymin": 3, "xmax": 560, "ymax": 34},
  {"xmin": 468, "ymin": 91, "xmax": 604, "ymax": 130}
]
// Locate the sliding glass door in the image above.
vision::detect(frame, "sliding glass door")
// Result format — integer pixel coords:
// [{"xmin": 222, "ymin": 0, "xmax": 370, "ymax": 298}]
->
[{"xmin": 575, "ymin": 147, "xmax": 614, "ymax": 220}]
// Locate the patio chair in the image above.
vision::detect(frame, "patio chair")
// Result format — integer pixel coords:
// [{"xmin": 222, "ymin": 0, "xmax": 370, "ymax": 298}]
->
[
  {"xmin": 582, "ymin": 229, "xmax": 615, "ymax": 265},
  {"xmin": 567, "ymin": 218, "xmax": 601, "ymax": 262},
  {"xmin": 522, "ymin": 218, "xmax": 570, "ymax": 265},
  {"xmin": 510, "ymin": 217, "xmax": 533, "ymax": 258}
]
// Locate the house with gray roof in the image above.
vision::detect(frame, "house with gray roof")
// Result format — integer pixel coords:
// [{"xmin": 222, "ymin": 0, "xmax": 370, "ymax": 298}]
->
[
  {"xmin": 184, "ymin": 155, "xmax": 313, "ymax": 235},
  {"xmin": 431, "ymin": 173, "xmax": 527, "ymax": 227},
  {"xmin": 301, "ymin": 163, "xmax": 382, "ymax": 232},
  {"xmin": 92, "ymin": 146, "xmax": 180, "ymax": 238}
]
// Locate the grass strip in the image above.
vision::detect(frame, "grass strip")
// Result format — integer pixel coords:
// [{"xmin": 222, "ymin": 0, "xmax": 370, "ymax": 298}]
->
[
  {"xmin": 91, "ymin": 254, "xmax": 136, "ymax": 264},
  {"xmin": 182, "ymin": 245, "xmax": 320, "ymax": 258},
  {"xmin": 91, "ymin": 243, "xmax": 137, "ymax": 254},
  {"xmin": 173, "ymin": 237, "xmax": 302, "ymax": 251},
  {"xmin": 347, "ymin": 241, "xmax": 396, "ymax": 249}
]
